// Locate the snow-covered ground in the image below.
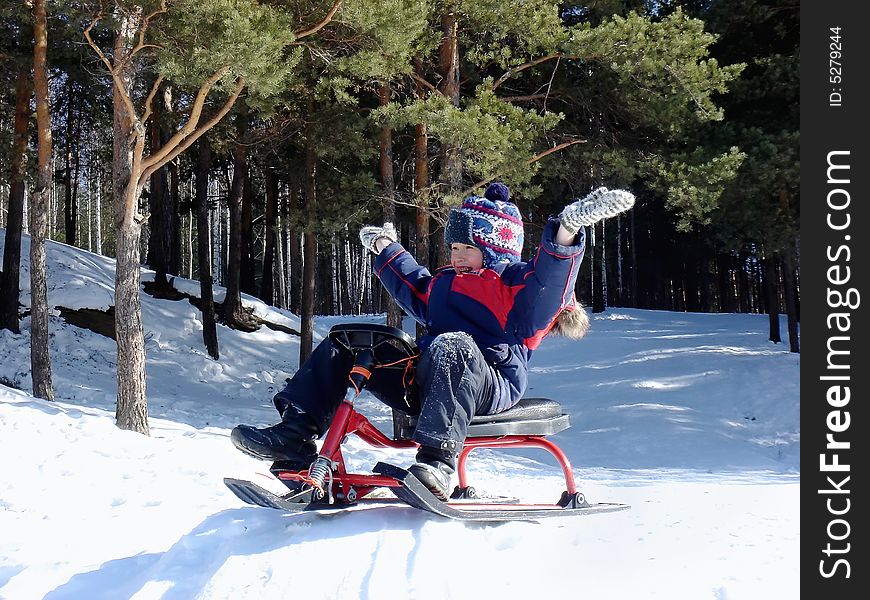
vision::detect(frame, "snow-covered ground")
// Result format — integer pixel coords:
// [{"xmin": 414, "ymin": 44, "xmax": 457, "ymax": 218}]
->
[{"xmin": 0, "ymin": 231, "xmax": 799, "ymax": 599}]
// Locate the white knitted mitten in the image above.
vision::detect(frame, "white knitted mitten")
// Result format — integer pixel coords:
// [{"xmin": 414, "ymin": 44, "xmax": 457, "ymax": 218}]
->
[
  {"xmin": 359, "ymin": 222, "xmax": 398, "ymax": 254},
  {"xmin": 559, "ymin": 187, "xmax": 636, "ymax": 234}
]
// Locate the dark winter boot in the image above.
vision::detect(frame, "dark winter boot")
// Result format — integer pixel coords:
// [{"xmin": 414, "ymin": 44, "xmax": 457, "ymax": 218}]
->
[
  {"xmin": 408, "ymin": 446, "xmax": 457, "ymax": 501},
  {"xmin": 231, "ymin": 406, "xmax": 319, "ymax": 468}
]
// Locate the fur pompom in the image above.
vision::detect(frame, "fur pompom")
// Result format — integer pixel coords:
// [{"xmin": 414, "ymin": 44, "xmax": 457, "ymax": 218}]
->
[{"xmin": 550, "ymin": 301, "xmax": 590, "ymax": 340}]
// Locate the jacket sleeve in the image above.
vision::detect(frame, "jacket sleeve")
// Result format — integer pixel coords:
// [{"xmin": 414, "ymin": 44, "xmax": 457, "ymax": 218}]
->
[
  {"xmin": 504, "ymin": 218, "xmax": 585, "ymax": 348},
  {"xmin": 373, "ymin": 242, "xmax": 433, "ymax": 324}
]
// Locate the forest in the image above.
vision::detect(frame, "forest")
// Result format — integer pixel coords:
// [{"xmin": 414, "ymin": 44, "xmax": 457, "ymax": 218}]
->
[{"xmin": 0, "ymin": 1, "xmax": 798, "ymax": 433}]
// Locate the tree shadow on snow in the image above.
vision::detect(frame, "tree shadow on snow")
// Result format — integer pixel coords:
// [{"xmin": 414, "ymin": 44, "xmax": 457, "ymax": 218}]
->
[
  {"xmin": 43, "ymin": 504, "xmax": 448, "ymax": 599},
  {"xmin": 0, "ymin": 564, "xmax": 26, "ymax": 590}
]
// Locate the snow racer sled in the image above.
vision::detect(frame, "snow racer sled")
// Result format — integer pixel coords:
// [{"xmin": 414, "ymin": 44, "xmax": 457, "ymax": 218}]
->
[{"xmin": 225, "ymin": 323, "xmax": 628, "ymax": 522}]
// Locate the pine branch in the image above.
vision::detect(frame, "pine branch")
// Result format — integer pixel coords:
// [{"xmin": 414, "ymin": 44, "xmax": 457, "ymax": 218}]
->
[
  {"xmin": 141, "ymin": 66, "xmax": 231, "ymax": 173},
  {"xmin": 499, "ymin": 94, "xmax": 550, "ymax": 102},
  {"xmin": 83, "ymin": 8, "xmax": 143, "ymax": 138},
  {"xmin": 141, "ymin": 75, "xmax": 165, "ymax": 126},
  {"xmin": 127, "ymin": 0, "xmax": 168, "ymax": 63},
  {"xmin": 82, "ymin": 10, "xmax": 114, "ymax": 76},
  {"xmin": 461, "ymin": 139, "xmax": 587, "ymax": 197},
  {"xmin": 492, "ymin": 53, "xmax": 575, "ymax": 90},
  {"xmin": 295, "ymin": 0, "xmax": 343, "ymax": 40},
  {"xmin": 140, "ymin": 77, "xmax": 245, "ymax": 182},
  {"xmin": 410, "ymin": 72, "xmax": 439, "ymax": 95}
]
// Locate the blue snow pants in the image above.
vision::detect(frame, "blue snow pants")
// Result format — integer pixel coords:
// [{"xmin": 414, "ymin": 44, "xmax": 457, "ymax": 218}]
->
[{"xmin": 272, "ymin": 332, "xmax": 499, "ymax": 452}]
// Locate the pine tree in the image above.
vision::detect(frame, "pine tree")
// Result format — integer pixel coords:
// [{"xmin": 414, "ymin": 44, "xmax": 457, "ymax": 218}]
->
[
  {"xmin": 687, "ymin": 0, "xmax": 800, "ymax": 350},
  {"xmin": 31, "ymin": 0, "xmax": 55, "ymax": 400},
  {"xmin": 0, "ymin": 5, "xmax": 32, "ymax": 334},
  {"xmin": 81, "ymin": 0, "xmax": 305, "ymax": 433}
]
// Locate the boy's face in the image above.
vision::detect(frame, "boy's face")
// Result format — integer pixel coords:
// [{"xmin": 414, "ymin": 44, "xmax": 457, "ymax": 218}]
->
[{"xmin": 450, "ymin": 243, "xmax": 484, "ymax": 272}]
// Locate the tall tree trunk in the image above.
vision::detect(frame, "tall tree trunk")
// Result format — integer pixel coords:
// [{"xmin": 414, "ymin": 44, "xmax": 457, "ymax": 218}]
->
[
  {"xmin": 437, "ymin": 13, "xmax": 461, "ymax": 196},
  {"xmin": 274, "ymin": 189, "xmax": 287, "ymax": 310},
  {"xmin": 699, "ymin": 250, "xmax": 713, "ymax": 312},
  {"xmin": 763, "ymin": 251, "xmax": 781, "ymax": 343},
  {"xmin": 0, "ymin": 64, "xmax": 32, "ymax": 333},
  {"xmin": 261, "ymin": 168, "xmax": 278, "ymax": 305},
  {"xmin": 85, "ymin": 159, "xmax": 93, "ymax": 251},
  {"xmin": 241, "ymin": 164, "xmax": 256, "ymax": 295},
  {"xmin": 300, "ymin": 123, "xmax": 318, "ymax": 363},
  {"xmin": 601, "ymin": 220, "xmax": 608, "ymax": 308},
  {"xmin": 337, "ymin": 237, "xmax": 352, "ymax": 313},
  {"xmin": 164, "ymin": 85, "xmax": 181, "ymax": 277},
  {"xmin": 169, "ymin": 158, "xmax": 181, "ymax": 274},
  {"xmin": 592, "ymin": 223, "xmax": 605, "ymax": 313},
  {"xmin": 80, "ymin": 3, "xmax": 245, "ymax": 431},
  {"xmin": 752, "ymin": 250, "xmax": 763, "ymax": 313},
  {"xmin": 71, "ymin": 109, "xmax": 83, "ymax": 246},
  {"xmin": 63, "ymin": 80, "xmax": 76, "ymax": 246},
  {"xmin": 736, "ymin": 253, "xmax": 748, "ymax": 312},
  {"xmin": 215, "ymin": 186, "xmax": 226, "ymax": 286},
  {"xmin": 30, "ymin": 0, "xmax": 54, "ymax": 400},
  {"xmin": 48, "ymin": 169, "xmax": 56, "ymax": 238},
  {"xmin": 94, "ymin": 158, "xmax": 103, "ymax": 255},
  {"xmin": 684, "ymin": 238, "xmax": 701, "ymax": 312},
  {"xmin": 414, "ymin": 121, "xmax": 429, "ymax": 337},
  {"xmin": 195, "ymin": 139, "xmax": 219, "ymax": 359},
  {"xmin": 147, "ymin": 83, "xmax": 171, "ymax": 287},
  {"xmin": 316, "ymin": 239, "xmax": 333, "ymax": 314},
  {"xmin": 588, "ymin": 223, "xmax": 596, "ymax": 307},
  {"xmin": 656, "ymin": 252, "xmax": 668, "ymax": 309},
  {"xmin": 186, "ymin": 203, "xmax": 194, "ymax": 278},
  {"xmin": 778, "ymin": 192, "xmax": 800, "ymax": 352},
  {"xmin": 222, "ymin": 108, "xmax": 255, "ymax": 329},
  {"xmin": 378, "ymin": 81, "xmax": 403, "ymax": 328},
  {"xmin": 414, "ymin": 123, "xmax": 429, "ymax": 268},
  {"xmin": 436, "ymin": 13, "xmax": 460, "ymax": 267},
  {"xmin": 288, "ymin": 184, "xmax": 302, "ymax": 314},
  {"xmin": 782, "ymin": 243, "xmax": 799, "ymax": 353},
  {"xmin": 111, "ymin": 14, "xmax": 148, "ymax": 434},
  {"xmin": 716, "ymin": 253, "xmax": 734, "ymax": 312},
  {"xmin": 615, "ymin": 214, "xmax": 624, "ymax": 306},
  {"xmin": 629, "ymin": 209, "xmax": 637, "ymax": 306}
]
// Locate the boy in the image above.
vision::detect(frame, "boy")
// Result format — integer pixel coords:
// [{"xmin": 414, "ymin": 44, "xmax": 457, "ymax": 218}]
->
[{"xmin": 232, "ymin": 183, "xmax": 634, "ymax": 499}]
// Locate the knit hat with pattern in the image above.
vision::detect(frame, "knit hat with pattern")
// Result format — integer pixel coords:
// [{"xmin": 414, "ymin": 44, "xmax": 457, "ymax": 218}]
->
[{"xmin": 444, "ymin": 183, "xmax": 524, "ymax": 268}]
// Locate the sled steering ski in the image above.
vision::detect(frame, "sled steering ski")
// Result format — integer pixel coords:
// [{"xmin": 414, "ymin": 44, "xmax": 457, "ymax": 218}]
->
[{"xmin": 225, "ymin": 323, "xmax": 629, "ymax": 523}]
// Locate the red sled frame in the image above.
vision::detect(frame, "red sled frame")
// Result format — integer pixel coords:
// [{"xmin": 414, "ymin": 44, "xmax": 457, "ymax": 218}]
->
[
  {"xmin": 273, "ymin": 398, "xmax": 579, "ymax": 503},
  {"xmin": 271, "ymin": 324, "xmax": 578, "ymax": 505}
]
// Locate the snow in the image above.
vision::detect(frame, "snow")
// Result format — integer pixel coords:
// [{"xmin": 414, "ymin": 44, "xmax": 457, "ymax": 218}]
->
[{"xmin": 0, "ymin": 231, "xmax": 799, "ymax": 600}]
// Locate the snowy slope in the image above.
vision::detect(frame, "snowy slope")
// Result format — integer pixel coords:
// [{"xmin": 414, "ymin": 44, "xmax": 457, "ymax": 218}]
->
[{"xmin": 0, "ymin": 231, "xmax": 799, "ymax": 599}]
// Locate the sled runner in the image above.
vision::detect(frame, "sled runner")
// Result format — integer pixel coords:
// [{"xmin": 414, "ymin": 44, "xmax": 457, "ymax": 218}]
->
[{"xmin": 225, "ymin": 323, "xmax": 629, "ymax": 522}]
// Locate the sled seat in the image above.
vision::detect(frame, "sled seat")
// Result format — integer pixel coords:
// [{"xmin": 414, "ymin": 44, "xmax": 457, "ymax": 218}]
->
[{"xmin": 393, "ymin": 397, "xmax": 570, "ymax": 440}]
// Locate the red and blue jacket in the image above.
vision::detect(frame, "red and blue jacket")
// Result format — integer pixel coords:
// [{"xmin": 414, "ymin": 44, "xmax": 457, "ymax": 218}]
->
[{"xmin": 373, "ymin": 218, "xmax": 585, "ymax": 414}]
